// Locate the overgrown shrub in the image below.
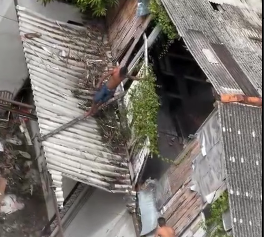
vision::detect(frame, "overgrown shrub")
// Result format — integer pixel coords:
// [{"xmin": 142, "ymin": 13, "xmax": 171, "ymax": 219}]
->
[
  {"xmin": 149, "ymin": 0, "xmax": 178, "ymax": 40},
  {"xmin": 129, "ymin": 66, "xmax": 160, "ymax": 154},
  {"xmin": 40, "ymin": 0, "xmax": 118, "ymax": 16}
]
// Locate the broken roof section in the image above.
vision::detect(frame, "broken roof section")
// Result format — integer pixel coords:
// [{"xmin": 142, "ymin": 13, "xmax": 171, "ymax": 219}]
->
[
  {"xmin": 192, "ymin": 110, "xmax": 226, "ymax": 202},
  {"xmin": 161, "ymin": 0, "xmax": 262, "ymax": 96},
  {"xmin": 160, "ymin": 140, "xmax": 204, "ymax": 236},
  {"xmin": 16, "ymin": 5, "xmax": 131, "ymax": 206},
  {"xmin": 219, "ymin": 102, "xmax": 262, "ymax": 237}
]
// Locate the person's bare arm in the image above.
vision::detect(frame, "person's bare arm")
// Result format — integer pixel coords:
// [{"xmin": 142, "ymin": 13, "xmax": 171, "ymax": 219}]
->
[
  {"xmin": 96, "ymin": 70, "xmax": 114, "ymax": 88},
  {"xmin": 126, "ymin": 74, "xmax": 141, "ymax": 81},
  {"xmin": 154, "ymin": 228, "xmax": 160, "ymax": 237}
]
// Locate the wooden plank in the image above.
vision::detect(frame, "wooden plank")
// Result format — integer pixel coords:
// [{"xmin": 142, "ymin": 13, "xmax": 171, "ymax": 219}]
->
[
  {"xmin": 106, "ymin": 0, "xmax": 126, "ymax": 27},
  {"xmin": 0, "ymin": 178, "xmax": 7, "ymax": 204},
  {"xmin": 166, "ymin": 189, "xmax": 198, "ymax": 225},
  {"xmin": 120, "ymin": 15, "xmax": 152, "ymax": 65},
  {"xmin": 167, "ymin": 143, "xmax": 200, "ymax": 195},
  {"xmin": 173, "ymin": 197, "xmax": 202, "ymax": 235},
  {"xmin": 106, "ymin": 0, "xmax": 150, "ymax": 59},
  {"xmin": 211, "ymin": 43, "xmax": 260, "ymax": 97}
]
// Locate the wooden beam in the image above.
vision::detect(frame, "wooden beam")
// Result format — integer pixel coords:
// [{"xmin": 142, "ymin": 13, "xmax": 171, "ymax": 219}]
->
[
  {"xmin": 167, "ymin": 53, "xmax": 195, "ymax": 61},
  {"xmin": 160, "ymin": 70, "xmax": 209, "ymax": 83},
  {"xmin": 0, "ymin": 97, "xmax": 35, "ymax": 109},
  {"xmin": 0, "ymin": 105, "xmax": 37, "ymax": 120},
  {"xmin": 166, "ymin": 92, "xmax": 183, "ymax": 99},
  {"xmin": 184, "ymin": 75, "xmax": 209, "ymax": 84}
]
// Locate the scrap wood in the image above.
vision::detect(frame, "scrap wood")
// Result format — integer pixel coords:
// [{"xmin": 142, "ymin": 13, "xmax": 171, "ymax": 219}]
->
[
  {"xmin": 0, "ymin": 177, "xmax": 7, "ymax": 204},
  {"xmin": 40, "ymin": 91, "xmax": 126, "ymax": 141},
  {"xmin": 19, "ymin": 118, "xmax": 33, "ymax": 146},
  {"xmin": 21, "ymin": 33, "xmax": 42, "ymax": 41}
]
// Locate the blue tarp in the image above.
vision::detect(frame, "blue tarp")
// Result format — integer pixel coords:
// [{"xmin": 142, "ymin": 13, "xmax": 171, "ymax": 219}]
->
[{"xmin": 136, "ymin": 0, "xmax": 150, "ymax": 17}]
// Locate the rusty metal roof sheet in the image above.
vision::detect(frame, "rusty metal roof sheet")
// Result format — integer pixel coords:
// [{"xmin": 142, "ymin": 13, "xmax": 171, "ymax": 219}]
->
[
  {"xmin": 219, "ymin": 102, "xmax": 262, "ymax": 237},
  {"xmin": 16, "ymin": 5, "xmax": 131, "ymax": 206},
  {"xmin": 160, "ymin": 140, "xmax": 203, "ymax": 236},
  {"xmin": 161, "ymin": 0, "xmax": 262, "ymax": 96}
]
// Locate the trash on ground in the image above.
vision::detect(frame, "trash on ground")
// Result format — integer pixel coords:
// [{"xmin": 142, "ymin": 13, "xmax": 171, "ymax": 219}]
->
[
  {"xmin": 19, "ymin": 118, "xmax": 33, "ymax": 146},
  {"xmin": 15, "ymin": 150, "xmax": 31, "ymax": 159},
  {"xmin": 5, "ymin": 136, "xmax": 22, "ymax": 146},
  {"xmin": 0, "ymin": 178, "xmax": 7, "ymax": 203},
  {"xmin": 0, "ymin": 142, "xmax": 3, "ymax": 152},
  {"xmin": 0, "ymin": 194, "xmax": 25, "ymax": 214}
]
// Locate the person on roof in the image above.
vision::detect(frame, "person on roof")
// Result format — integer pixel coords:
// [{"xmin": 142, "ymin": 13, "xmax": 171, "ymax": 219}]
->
[
  {"xmin": 154, "ymin": 217, "xmax": 175, "ymax": 237},
  {"xmin": 85, "ymin": 65, "xmax": 139, "ymax": 116}
]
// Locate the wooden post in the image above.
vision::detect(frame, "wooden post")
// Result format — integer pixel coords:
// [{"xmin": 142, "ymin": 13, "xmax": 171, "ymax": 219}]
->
[
  {"xmin": 50, "ymin": 186, "xmax": 64, "ymax": 237},
  {"xmin": 0, "ymin": 178, "xmax": 7, "ymax": 204},
  {"xmin": 0, "ymin": 97, "xmax": 35, "ymax": 109}
]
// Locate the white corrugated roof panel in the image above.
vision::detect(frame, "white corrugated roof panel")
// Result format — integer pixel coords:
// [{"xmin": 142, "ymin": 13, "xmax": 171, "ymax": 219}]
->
[{"xmin": 16, "ymin": 5, "xmax": 131, "ymax": 207}]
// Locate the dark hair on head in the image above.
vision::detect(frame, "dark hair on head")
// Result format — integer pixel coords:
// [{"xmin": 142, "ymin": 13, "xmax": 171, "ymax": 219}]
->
[
  {"xmin": 158, "ymin": 217, "xmax": 166, "ymax": 227},
  {"xmin": 120, "ymin": 66, "xmax": 128, "ymax": 78}
]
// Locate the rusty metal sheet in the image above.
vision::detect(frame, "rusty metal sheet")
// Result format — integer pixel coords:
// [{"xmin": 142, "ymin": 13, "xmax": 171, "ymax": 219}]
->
[{"xmin": 211, "ymin": 43, "xmax": 260, "ymax": 96}]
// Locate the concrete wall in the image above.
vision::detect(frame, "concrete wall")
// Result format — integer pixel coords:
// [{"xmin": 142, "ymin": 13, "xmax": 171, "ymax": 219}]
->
[
  {"xmin": 0, "ymin": 0, "xmax": 28, "ymax": 95},
  {"xmin": 29, "ymin": 117, "xmax": 78, "ymax": 220},
  {"xmin": 17, "ymin": 0, "xmax": 83, "ymax": 23},
  {"xmin": 64, "ymin": 189, "xmax": 136, "ymax": 237},
  {"xmin": 0, "ymin": 0, "xmax": 83, "ymax": 96}
]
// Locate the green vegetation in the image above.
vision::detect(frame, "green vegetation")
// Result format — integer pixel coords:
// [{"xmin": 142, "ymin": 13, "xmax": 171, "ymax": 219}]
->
[
  {"xmin": 40, "ymin": 0, "xmax": 118, "ymax": 16},
  {"xmin": 202, "ymin": 191, "xmax": 230, "ymax": 237},
  {"xmin": 149, "ymin": 0, "xmax": 178, "ymax": 40},
  {"xmin": 129, "ymin": 66, "xmax": 160, "ymax": 155}
]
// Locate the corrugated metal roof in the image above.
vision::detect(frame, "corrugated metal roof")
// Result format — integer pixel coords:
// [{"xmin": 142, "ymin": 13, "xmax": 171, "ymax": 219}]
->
[
  {"xmin": 193, "ymin": 110, "xmax": 226, "ymax": 202},
  {"xmin": 16, "ymin": 5, "xmax": 131, "ymax": 206},
  {"xmin": 219, "ymin": 102, "xmax": 262, "ymax": 237},
  {"xmin": 161, "ymin": 0, "xmax": 262, "ymax": 96},
  {"xmin": 159, "ymin": 140, "xmax": 203, "ymax": 236}
]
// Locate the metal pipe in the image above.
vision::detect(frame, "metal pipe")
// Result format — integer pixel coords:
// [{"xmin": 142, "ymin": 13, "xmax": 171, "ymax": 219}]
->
[
  {"xmin": 143, "ymin": 33, "xmax": 148, "ymax": 75},
  {"xmin": 0, "ymin": 97, "xmax": 35, "ymax": 109},
  {"xmin": 0, "ymin": 105, "xmax": 37, "ymax": 120}
]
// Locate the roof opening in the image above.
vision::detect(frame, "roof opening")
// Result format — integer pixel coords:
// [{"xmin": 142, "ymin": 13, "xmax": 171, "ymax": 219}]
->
[
  {"xmin": 67, "ymin": 20, "xmax": 84, "ymax": 27},
  {"xmin": 140, "ymin": 33, "xmax": 215, "ymax": 181},
  {"xmin": 209, "ymin": 2, "xmax": 221, "ymax": 11}
]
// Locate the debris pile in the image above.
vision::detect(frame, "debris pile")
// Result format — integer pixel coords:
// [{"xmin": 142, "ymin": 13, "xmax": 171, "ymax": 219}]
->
[
  {"xmin": 0, "ymin": 118, "xmax": 47, "ymax": 237},
  {"xmin": 96, "ymin": 103, "xmax": 131, "ymax": 156}
]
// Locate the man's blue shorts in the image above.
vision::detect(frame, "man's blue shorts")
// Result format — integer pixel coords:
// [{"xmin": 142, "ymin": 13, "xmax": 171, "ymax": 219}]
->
[{"xmin": 94, "ymin": 84, "xmax": 115, "ymax": 104}]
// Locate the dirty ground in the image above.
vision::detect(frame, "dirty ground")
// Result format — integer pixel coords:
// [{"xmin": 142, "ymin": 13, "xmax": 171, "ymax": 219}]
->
[{"xmin": 0, "ymin": 116, "xmax": 48, "ymax": 237}]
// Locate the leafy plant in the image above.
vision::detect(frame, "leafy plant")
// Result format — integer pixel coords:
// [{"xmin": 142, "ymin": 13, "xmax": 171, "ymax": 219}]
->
[
  {"xmin": 201, "ymin": 191, "xmax": 230, "ymax": 237},
  {"xmin": 149, "ymin": 0, "xmax": 178, "ymax": 40},
  {"xmin": 39, "ymin": 0, "xmax": 118, "ymax": 16},
  {"xmin": 129, "ymin": 65, "xmax": 160, "ymax": 155}
]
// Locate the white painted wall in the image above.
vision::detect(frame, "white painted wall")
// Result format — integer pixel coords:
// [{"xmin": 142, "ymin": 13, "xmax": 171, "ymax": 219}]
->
[
  {"xmin": 0, "ymin": 0, "xmax": 28, "ymax": 95},
  {"xmin": 0, "ymin": 0, "xmax": 83, "ymax": 96},
  {"xmin": 64, "ymin": 189, "xmax": 136, "ymax": 237},
  {"xmin": 17, "ymin": 0, "xmax": 83, "ymax": 23}
]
